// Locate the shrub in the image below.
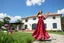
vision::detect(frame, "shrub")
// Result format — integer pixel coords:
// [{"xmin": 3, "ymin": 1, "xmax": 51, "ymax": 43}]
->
[
  {"xmin": 0, "ymin": 32, "xmax": 35, "ymax": 43},
  {"xmin": 0, "ymin": 31, "xmax": 15, "ymax": 43}
]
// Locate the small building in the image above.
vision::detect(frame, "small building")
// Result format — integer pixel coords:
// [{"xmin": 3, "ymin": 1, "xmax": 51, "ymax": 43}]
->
[
  {"xmin": 10, "ymin": 23, "xmax": 24, "ymax": 30},
  {"xmin": 21, "ymin": 13, "xmax": 62, "ymax": 31}
]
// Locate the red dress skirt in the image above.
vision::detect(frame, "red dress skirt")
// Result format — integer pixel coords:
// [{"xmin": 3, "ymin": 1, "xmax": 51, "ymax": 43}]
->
[{"xmin": 32, "ymin": 16, "xmax": 50, "ymax": 40}]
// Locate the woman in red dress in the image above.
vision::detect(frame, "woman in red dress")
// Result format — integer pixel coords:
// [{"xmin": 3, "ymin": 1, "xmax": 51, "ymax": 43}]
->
[{"xmin": 32, "ymin": 10, "xmax": 50, "ymax": 40}]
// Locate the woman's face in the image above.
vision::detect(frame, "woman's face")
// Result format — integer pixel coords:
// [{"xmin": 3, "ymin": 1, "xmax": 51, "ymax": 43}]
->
[{"xmin": 39, "ymin": 10, "xmax": 42, "ymax": 14}]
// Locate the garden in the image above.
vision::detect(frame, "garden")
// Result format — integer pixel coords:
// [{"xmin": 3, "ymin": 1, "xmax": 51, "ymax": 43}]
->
[{"xmin": 0, "ymin": 31, "xmax": 35, "ymax": 43}]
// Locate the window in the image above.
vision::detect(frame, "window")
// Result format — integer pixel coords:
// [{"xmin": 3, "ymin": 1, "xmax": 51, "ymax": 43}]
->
[
  {"xmin": 32, "ymin": 23, "xmax": 37, "ymax": 30},
  {"xmin": 44, "ymin": 23, "xmax": 47, "ymax": 29},
  {"xmin": 43, "ymin": 18, "xmax": 46, "ymax": 20},
  {"xmin": 25, "ymin": 25, "xmax": 27, "ymax": 29},
  {"xmin": 53, "ymin": 16, "xmax": 56, "ymax": 19},
  {"xmin": 53, "ymin": 23, "xmax": 57, "ymax": 28},
  {"xmin": 33, "ymin": 18, "xmax": 36, "ymax": 20},
  {"xmin": 25, "ymin": 19, "xmax": 28, "ymax": 22}
]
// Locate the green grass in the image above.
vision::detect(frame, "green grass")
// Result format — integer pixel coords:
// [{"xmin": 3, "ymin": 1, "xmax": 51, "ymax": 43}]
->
[
  {"xmin": 12, "ymin": 32, "xmax": 35, "ymax": 43},
  {"xmin": 0, "ymin": 31, "xmax": 35, "ymax": 43},
  {"xmin": 0, "ymin": 31, "xmax": 64, "ymax": 43},
  {"xmin": 48, "ymin": 31, "xmax": 64, "ymax": 35}
]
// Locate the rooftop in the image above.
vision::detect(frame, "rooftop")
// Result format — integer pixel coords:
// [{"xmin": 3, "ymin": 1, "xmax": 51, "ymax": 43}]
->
[{"xmin": 22, "ymin": 13, "xmax": 62, "ymax": 19}]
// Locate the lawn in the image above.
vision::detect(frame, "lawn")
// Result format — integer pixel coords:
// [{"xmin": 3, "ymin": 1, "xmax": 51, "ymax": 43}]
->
[
  {"xmin": 0, "ymin": 31, "xmax": 35, "ymax": 43},
  {"xmin": 48, "ymin": 31, "xmax": 64, "ymax": 35},
  {"xmin": 12, "ymin": 32, "xmax": 35, "ymax": 43},
  {"xmin": 0, "ymin": 31, "xmax": 64, "ymax": 43}
]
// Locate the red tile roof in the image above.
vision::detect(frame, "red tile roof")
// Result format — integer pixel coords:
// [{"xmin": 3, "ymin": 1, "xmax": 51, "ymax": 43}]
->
[{"xmin": 22, "ymin": 13, "xmax": 62, "ymax": 19}]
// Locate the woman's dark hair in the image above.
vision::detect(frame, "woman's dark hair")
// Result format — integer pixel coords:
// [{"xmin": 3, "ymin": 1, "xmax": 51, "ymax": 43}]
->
[{"xmin": 37, "ymin": 10, "xmax": 42, "ymax": 16}]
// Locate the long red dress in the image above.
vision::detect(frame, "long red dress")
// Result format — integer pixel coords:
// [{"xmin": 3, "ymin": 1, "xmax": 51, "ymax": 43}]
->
[{"xmin": 32, "ymin": 16, "xmax": 50, "ymax": 40}]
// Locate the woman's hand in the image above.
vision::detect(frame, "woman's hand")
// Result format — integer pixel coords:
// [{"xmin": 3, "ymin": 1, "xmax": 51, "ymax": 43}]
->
[
  {"xmin": 47, "ymin": 12, "xmax": 49, "ymax": 16},
  {"xmin": 44, "ymin": 12, "xmax": 49, "ymax": 18}
]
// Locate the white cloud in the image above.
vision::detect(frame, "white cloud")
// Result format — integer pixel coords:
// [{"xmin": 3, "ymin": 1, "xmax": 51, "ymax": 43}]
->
[
  {"xmin": 57, "ymin": 8, "xmax": 64, "ymax": 14},
  {"xmin": 0, "ymin": 13, "xmax": 7, "ymax": 18},
  {"xmin": 0, "ymin": 13, "xmax": 21, "ymax": 23},
  {"xmin": 10, "ymin": 16, "xmax": 21, "ymax": 23},
  {"xmin": 26, "ymin": 0, "xmax": 32, "ymax": 6},
  {"xmin": 26, "ymin": 0, "xmax": 45, "ymax": 6}
]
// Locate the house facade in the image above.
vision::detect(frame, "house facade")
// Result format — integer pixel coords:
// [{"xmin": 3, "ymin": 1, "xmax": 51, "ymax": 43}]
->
[{"xmin": 21, "ymin": 13, "xmax": 62, "ymax": 31}]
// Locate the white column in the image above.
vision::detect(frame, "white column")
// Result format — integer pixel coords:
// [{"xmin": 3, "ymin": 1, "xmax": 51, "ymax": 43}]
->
[
  {"xmin": 17, "ymin": 25, "xmax": 19, "ymax": 30},
  {"xmin": 27, "ymin": 23, "xmax": 32, "ymax": 30}
]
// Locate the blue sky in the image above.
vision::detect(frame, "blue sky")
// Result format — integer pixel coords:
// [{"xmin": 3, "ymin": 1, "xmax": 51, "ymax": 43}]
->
[{"xmin": 0, "ymin": 0, "xmax": 64, "ymax": 18}]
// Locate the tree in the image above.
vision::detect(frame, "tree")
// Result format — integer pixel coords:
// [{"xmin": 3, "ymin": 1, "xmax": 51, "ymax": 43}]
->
[
  {"xmin": 3, "ymin": 17, "xmax": 10, "ymax": 24},
  {"xmin": 3, "ymin": 17, "xmax": 11, "ymax": 31},
  {"xmin": 16, "ymin": 19, "xmax": 22, "ymax": 23},
  {"xmin": 0, "ymin": 21, "xmax": 4, "ymax": 29},
  {"xmin": 61, "ymin": 16, "xmax": 64, "ymax": 31}
]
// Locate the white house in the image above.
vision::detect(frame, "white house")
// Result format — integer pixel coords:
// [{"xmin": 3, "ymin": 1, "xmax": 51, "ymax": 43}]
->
[
  {"xmin": 21, "ymin": 13, "xmax": 62, "ymax": 31},
  {"xmin": 0, "ymin": 13, "xmax": 62, "ymax": 31}
]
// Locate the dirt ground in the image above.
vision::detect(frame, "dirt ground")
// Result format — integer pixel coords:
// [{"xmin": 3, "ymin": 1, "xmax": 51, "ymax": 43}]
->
[{"xmin": 33, "ymin": 34, "xmax": 64, "ymax": 43}]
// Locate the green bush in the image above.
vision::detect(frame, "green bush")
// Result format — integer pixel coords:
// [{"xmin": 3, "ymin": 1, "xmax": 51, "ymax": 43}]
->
[
  {"xmin": 0, "ymin": 32, "xmax": 35, "ymax": 43},
  {"xmin": 47, "ymin": 30, "xmax": 56, "ymax": 32},
  {"xmin": 0, "ymin": 31, "xmax": 15, "ymax": 43}
]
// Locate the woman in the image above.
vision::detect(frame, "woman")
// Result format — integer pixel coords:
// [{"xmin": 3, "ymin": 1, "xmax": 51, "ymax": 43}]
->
[{"xmin": 32, "ymin": 10, "xmax": 50, "ymax": 40}]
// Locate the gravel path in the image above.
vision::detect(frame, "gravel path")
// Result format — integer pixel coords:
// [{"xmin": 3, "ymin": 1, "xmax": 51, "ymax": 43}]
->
[{"xmin": 33, "ymin": 34, "xmax": 64, "ymax": 43}]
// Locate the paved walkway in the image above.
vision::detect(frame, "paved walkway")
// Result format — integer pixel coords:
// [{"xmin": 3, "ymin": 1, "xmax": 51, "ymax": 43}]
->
[{"xmin": 33, "ymin": 34, "xmax": 64, "ymax": 43}]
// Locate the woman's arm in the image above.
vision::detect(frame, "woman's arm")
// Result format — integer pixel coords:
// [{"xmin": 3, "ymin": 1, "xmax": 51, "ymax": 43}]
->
[
  {"xmin": 42, "ymin": 14, "xmax": 46, "ymax": 18},
  {"xmin": 43, "ymin": 12, "xmax": 49, "ymax": 18}
]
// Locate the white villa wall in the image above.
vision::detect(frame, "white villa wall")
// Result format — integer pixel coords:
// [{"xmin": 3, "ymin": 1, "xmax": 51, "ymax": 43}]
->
[
  {"xmin": 22, "ymin": 15, "xmax": 62, "ymax": 30},
  {"xmin": 44, "ymin": 16, "xmax": 61, "ymax": 30}
]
